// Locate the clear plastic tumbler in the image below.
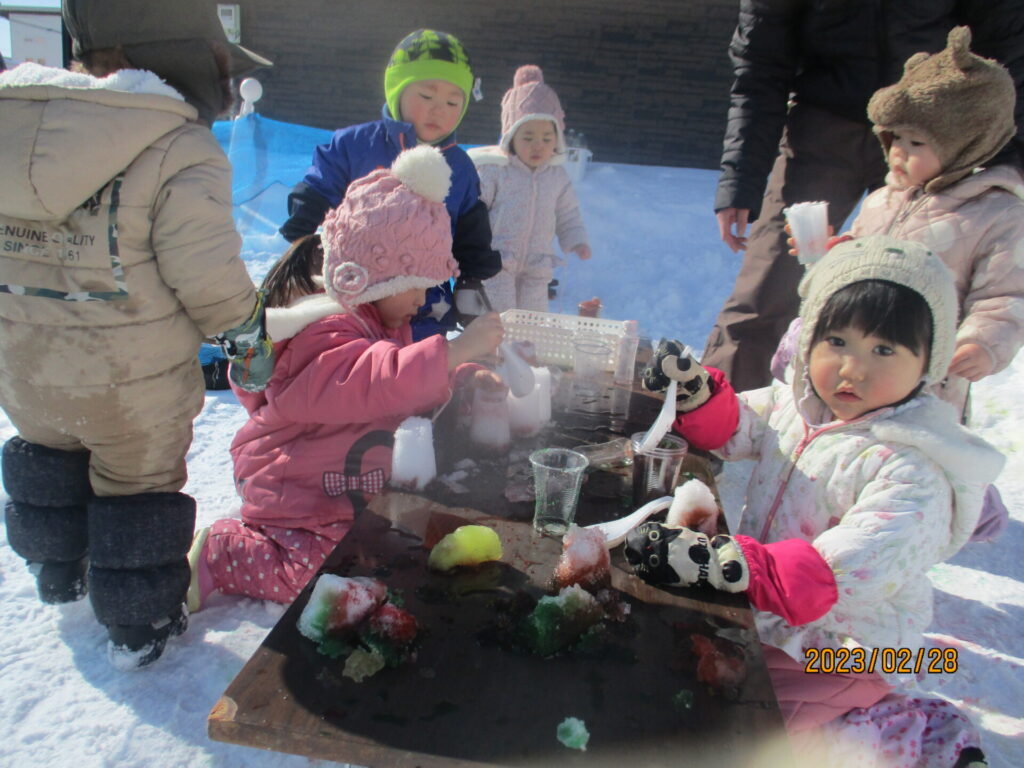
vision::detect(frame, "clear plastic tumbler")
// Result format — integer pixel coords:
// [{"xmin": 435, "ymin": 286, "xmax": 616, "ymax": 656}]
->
[
  {"xmin": 530, "ymin": 448, "xmax": 589, "ymax": 537},
  {"xmin": 630, "ymin": 432, "xmax": 688, "ymax": 506}
]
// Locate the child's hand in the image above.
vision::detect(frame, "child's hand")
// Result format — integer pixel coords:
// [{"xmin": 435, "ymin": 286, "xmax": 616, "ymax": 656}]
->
[
  {"xmin": 785, "ymin": 223, "xmax": 835, "ymax": 257},
  {"xmin": 448, "ymin": 312, "xmax": 504, "ymax": 370},
  {"xmin": 948, "ymin": 343, "xmax": 995, "ymax": 381},
  {"xmin": 573, "ymin": 244, "xmax": 592, "ymax": 260}
]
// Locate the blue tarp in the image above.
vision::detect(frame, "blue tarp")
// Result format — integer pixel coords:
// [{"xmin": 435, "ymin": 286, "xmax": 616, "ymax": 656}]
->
[{"xmin": 211, "ymin": 114, "xmax": 333, "ymax": 207}]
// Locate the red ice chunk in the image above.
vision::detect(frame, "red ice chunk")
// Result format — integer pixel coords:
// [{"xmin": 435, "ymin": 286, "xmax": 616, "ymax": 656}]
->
[
  {"xmin": 298, "ymin": 574, "xmax": 388, "ymax": 642},
  {"xmin": 554, "ymin": 524, "xmax": 611, "ymax": 590},
  {"xmin": 366, "ymin": 602, "xmax": 419, "ymax": 646},
  {"xmin": 691, "ymin": 634, "xmax": 747, "ymax": 689}
]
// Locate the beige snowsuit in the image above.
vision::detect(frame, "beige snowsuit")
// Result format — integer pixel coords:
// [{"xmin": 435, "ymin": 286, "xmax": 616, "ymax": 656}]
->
[{"xmin": 0, "ymin": 64, "xmax": 256, "ymax": 495}]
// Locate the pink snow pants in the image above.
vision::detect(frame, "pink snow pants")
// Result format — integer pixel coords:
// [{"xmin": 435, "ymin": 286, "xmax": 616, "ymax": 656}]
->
[
  {"xmin": 765, "ymin": 645, "xmax": 983, "ymax": 766},
  {"xmin": 763, "ymin": 644, "xmax": 893, "ymax": 732},
  {"xmin": 202, "ymin": 518, "xmax": 352, "ymax": 604}
]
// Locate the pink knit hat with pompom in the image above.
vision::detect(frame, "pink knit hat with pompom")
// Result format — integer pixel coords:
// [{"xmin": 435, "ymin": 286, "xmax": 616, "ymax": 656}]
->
[
  {"xmin": 499, "ymin": 65, "xmax": 567, "ymax": 154},
  {"xmin": 321, "ymin": 145, "xmax": 460, "ymax": 308}
]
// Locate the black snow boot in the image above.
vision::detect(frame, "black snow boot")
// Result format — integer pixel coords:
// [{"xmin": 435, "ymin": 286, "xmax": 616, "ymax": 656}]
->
[
  {"xmin": 87, "ymin": 491, "xmax": 196, "ymax": 669},
  {"xmin": 3, "ymin": 437, "xmax": 92, "ymax": 603},
  {"xmin": 107, "ymin": 608, "xmax": 189, "ymax": 670}
]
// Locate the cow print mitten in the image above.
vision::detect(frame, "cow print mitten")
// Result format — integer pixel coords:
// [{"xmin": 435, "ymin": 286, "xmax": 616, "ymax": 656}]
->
[
  {"xmin": 624, "ymin": 522, "xmax": 749, "ymax": 592},
  {"xmin": 641, "ymin": 339, "xmax": 714, "ymax": 412}
]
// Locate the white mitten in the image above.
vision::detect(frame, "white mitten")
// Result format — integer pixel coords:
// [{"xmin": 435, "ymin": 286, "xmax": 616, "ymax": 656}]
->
[{"xmin": 623, "ymin": 522, "xmax": 748, "ymax": 592}]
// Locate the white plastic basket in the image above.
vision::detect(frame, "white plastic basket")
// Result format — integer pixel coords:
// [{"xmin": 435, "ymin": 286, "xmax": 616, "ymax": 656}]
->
[{"xmin": 501, "ymin": 309, "xmax": 629, "ymax": 371}]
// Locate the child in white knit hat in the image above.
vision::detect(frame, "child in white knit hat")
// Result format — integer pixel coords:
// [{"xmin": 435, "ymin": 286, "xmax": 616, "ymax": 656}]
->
[
  {"xmin": 469, "ymin": 65, "xmax": 591, "ymax": 313},
  {"xmin": 186, "ymin": 146, "xmax": 503, "ymax": 610},
  {"xmin": 634, "ymin": 235, "xmax": 1003, "ymax": 766}
]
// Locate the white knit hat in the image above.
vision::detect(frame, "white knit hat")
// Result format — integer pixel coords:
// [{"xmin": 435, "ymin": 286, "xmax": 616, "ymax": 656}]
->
[{"xmin": 797, "ymin": 235, "xmax": 959, "ymax": 385}]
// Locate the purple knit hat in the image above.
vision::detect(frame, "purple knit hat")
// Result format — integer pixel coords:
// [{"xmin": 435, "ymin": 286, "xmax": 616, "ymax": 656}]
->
[
  {"xmin": 321, "ymin": 146, "xmax": 460, "ymax": 308},
  {"xmin": 499, "ymin": 65, "xmax": 567, "ymax": 154}
]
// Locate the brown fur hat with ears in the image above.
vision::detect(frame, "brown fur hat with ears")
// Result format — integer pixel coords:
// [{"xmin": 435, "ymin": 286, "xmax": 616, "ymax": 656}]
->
[{"xmin": 868, "ymin": 26, "xmax": 1016, "ymax": 193}]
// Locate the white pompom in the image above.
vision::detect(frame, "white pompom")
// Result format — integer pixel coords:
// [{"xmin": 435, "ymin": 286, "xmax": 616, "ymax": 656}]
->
[{"xmin": 391, "ymin": 145, "xmax": 452, "ymax": 204}]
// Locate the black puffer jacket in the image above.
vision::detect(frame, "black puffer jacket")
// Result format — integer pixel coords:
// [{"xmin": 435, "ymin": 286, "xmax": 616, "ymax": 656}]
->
[{"xmin": 716, "ymin": 0, "xmax": 1024, "ymax": 218}]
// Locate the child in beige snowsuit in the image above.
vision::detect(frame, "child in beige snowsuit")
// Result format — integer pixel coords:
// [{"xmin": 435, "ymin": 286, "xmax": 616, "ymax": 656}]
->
[
  {"xmin": 469, "ymin": 66, "xmax": 590, "ymax": 313},
  {"xmin": 0, "ymin": 0, "xmax": 273, "ymax": 669}
]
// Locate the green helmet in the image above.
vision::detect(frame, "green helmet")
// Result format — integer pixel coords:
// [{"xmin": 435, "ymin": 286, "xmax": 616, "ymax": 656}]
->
[{"xmin": 384, "ymin": 29, "xmax": 473, "ymax": 127}]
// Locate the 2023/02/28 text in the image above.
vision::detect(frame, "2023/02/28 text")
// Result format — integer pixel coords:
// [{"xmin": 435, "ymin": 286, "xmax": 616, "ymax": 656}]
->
[{"xmin": 804, "ymin": 647, "xmax": 959, "ymax": 675}]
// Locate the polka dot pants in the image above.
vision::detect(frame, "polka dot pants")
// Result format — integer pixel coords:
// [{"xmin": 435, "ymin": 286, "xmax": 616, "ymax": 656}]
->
[{"xmin": 203, "ymin": 518, "xmax": 351, "ymax": 604}]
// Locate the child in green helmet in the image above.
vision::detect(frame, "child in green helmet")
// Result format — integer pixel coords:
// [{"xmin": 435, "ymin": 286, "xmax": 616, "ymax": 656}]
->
[{"xmin": 280, "ymin": 29, "xmax": 501, "ymax": 338}]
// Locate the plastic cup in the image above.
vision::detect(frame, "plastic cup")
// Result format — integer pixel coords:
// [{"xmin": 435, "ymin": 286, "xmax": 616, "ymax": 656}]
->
[
  {"xmin": 630, "ymin": 432, "xmax": 688, "ymax": 506},
  {"xmin": 573, "ymin": 335, "xmax": 610, "ymax": 391},
  {"xmin": 530, "ymin": 448, "xmax": 589, "ymax": 537},
  {"xmin": 784, "ymin": 201, "xmax": 830, "ymax": 265}
]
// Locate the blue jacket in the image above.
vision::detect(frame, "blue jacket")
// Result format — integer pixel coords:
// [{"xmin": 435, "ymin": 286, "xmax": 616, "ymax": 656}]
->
[{"xmin": 281, "ymin": 106, "xmax": 501, "ymax": 335}]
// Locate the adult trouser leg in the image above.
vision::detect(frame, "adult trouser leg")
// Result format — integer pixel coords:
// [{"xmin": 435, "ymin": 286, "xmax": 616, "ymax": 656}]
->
[
  {"xmin": 701, "ymin": 105, "xmax": 885, "ymax": 391},
  {"xmin": 3, "ymin": 437, "xmax": 92, "ymax": 603},
  {"xmin": 87, "ymin": 492, "xmax": 195, "ymax": 668}
]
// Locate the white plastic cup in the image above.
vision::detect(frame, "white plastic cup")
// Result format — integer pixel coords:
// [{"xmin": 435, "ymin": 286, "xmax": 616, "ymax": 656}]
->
[
  {"xmin": 469, "ymin": 382, "xmax": 511, "ymax": 453},
  {"xmin": 391, "ymin": 417, "xmax": 436, "ymax": 490},
  {"xmin": 784, "ymin": 201, "xmax": 830, "ymax": 265}
]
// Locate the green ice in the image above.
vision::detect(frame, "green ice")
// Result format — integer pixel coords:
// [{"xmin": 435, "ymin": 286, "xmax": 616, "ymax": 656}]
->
[{"xmin": 556, "ymin": 716, "xmax": 589, "ymax": 750}]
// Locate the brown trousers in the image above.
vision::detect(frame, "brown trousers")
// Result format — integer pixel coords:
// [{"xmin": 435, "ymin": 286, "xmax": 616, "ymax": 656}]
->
[{"xmin": 702, "ymin": 104, "xmax": 887, "ymax": 391}]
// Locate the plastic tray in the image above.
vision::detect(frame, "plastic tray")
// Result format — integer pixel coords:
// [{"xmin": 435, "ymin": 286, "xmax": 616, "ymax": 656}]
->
[{"xmin": 501, "ymin": 308, "xmax": 629, "ymax": 371}]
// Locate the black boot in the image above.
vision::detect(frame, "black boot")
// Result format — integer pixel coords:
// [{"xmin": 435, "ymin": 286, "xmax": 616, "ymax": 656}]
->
[
  {"xmin": 3, "ymin": 437, "xmax": 91, "ymax": 603},
  {"xmin": 87, "ymin": 492, "xmax": 195, "ymax": 669},
  {"xmin": 107, "ymin": 608, "xmax": 189, "ymax": 669},
  {"xmin": 32, "ymin": 558, "xmax": 89, "ymax": 604}
]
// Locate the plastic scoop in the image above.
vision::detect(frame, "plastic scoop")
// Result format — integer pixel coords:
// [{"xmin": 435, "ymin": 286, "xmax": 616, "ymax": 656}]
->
[
  {"xmin": 635, "ymin": 379, "xmax": 677, "ymax": 454},
  {"xmin": 454, "ymin": 282, "xmax": 534, "ymax": 397},
  {"xmin": 585, "ymin": 495, "xmax": 673, "ymax": 548}
]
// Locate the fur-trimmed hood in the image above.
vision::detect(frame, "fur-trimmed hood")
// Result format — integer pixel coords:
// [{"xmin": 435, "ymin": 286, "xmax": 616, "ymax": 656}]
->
[
  {"xmin": 0, "ymin": 62, "xmax": 196, "ymax": 221},
  {"xmin": 266, "ymin": 293, "xmax": 346, "ymax": 342}
]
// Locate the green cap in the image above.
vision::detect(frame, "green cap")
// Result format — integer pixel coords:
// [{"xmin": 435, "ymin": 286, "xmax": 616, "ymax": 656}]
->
[{"xmin": 384, "ymin": 29, "xmax": 473, "ymax": 126}]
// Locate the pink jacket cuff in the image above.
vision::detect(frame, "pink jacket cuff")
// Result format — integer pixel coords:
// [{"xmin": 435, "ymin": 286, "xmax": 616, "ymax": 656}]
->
[
  {"xmin": 673, "ymin": 367, "xmax": 739, "ymax": 451},
  {"xmin": 734, "ymin": 535, "xmax": 838, "ymax": 626}
]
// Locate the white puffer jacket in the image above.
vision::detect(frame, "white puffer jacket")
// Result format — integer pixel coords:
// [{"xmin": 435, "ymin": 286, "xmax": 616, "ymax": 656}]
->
[
  {"xmin": 470, "ymin": 146, "xmax": 588, "ymax": 269},
  {"xmin": 721, "ymin": 371, "xmax": 1004, "ymax": 681}
]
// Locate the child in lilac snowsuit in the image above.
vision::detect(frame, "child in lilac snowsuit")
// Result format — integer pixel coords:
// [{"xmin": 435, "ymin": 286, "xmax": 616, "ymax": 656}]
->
[{"xmin": 469, "ymin": 65, "xmax": 590, "ymax": 313}]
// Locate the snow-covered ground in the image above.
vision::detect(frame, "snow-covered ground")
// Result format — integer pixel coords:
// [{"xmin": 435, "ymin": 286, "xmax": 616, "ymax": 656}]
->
[{"xmin": 1, "ymin": 125, "xmax": 1021, "ymax": 767}]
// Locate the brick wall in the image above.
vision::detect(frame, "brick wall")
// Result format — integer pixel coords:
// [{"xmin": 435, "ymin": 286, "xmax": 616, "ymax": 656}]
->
[{"xmin": 231, "ymin": 0, "xmax": 738, "ymax": 169}]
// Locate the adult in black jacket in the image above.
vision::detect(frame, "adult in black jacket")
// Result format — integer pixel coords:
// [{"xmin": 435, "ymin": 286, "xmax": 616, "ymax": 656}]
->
[{"xmin": 702, "ymin": 0, "xmax": 1024, "ymax": 391}]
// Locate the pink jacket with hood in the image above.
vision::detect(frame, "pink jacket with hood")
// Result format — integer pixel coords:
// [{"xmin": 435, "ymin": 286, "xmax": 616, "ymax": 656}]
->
[
  {"xmin": 230, "ymin": 294, "xmax": 460, "ymax": 535},
  {"xmin": 850, "ymin": 165, "xmax": 1024, "ymax": 397}
]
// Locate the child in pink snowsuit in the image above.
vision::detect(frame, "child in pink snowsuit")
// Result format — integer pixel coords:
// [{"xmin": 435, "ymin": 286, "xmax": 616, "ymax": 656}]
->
[
  {"xmin": 187, "ymin": 146, "xmax": 504, "ymax": 609},
  {"xmin": 774, "ymin": 28, "xmax": 1024, "ymax": 417},
  {"xmin": 634, "ymin": 236, "xmax": 1004, "ymax": 766},
  {"xmin": 468, "ymin": 65, "xmax": 590, "ymax": 313}
]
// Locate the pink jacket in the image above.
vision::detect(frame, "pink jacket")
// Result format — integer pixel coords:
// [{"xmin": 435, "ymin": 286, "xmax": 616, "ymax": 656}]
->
[
  {"xmin": 230, "ymin": 299, "xmax": 455, "ymax": 534},
  {"xmin": 850, "ymin": 165, "xmax": 1024, "ymax": 381},
  {"xmin": 470, "ymin": 146, "xmax": 588, "ymax": 264}
]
